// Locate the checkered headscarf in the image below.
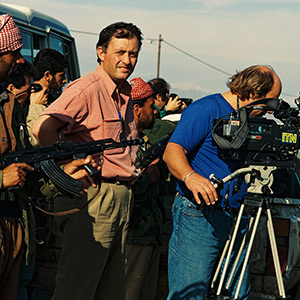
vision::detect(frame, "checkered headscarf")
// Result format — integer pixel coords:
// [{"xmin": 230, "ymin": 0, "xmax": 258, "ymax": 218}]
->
[
  {"xmin": 130, "ymin": 77, "xmax": 153, "ymax": 101},
  {"xmin": 0, "ymin": 14, "xmax": 23, "ymax": 53}
]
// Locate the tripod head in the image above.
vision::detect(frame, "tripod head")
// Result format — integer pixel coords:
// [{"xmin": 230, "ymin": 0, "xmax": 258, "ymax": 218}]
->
[
  {"xmin": 211, "ymin": 161, "xmax": 295, "ymax": 201},
  {"xmin": 245, "ymin": 165, "xmax": 276, "ymax": 196}
]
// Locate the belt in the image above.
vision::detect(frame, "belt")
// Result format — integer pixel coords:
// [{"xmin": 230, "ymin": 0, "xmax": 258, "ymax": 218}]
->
[
  {"xmin": 0, "ymin": 191, "xmax": 16, "ymax": 202},
  {"xmin": 183, "ymin": 194, "xmax": 240, "ymax": 214},
  {"xmin": 0, "ymin": 192, "xmax": 20, "ymax": 217},
  {"xmin": 184, "ymin": 194, "xmax": 203, "ymax": 210},
  {"xmin": 100, "ymin": 178, "xmax": 130, "ymax": 186}
]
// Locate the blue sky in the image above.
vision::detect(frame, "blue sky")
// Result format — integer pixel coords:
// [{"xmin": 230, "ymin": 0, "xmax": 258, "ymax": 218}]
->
[{"xmin": 3, "ymin": 0, "xmax": 300, "ymax": 104}]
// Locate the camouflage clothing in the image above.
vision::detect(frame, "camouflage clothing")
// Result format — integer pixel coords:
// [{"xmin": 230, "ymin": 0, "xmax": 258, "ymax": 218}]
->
[{"xmin": 127, "ymin": 119, "xmax": 176, "ymax": 246}]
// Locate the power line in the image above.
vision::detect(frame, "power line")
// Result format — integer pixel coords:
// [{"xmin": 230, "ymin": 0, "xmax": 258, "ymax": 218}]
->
[
  {"xmin": 70, "ymin": 29, "xmax": 296, "ymax": 98},
  {"xmin": 281, "ymin": 91, "xmax": 296, "ymax": 98},
  {"xmin": 70, "ymin": 29, "xmax": 230, "ymax": 76},
  {"xmin": 162, "ymin": 39, "xmax": 232, "ymax": 76},
  {"xmin": 70, "ymin": 29, "xmax": 98, "ymax": 36}
]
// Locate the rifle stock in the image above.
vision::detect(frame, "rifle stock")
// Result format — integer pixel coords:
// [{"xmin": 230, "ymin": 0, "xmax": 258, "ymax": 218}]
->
[{"xmin": 1, "ymin": 138, "xmax": 142, "ymax": 196}]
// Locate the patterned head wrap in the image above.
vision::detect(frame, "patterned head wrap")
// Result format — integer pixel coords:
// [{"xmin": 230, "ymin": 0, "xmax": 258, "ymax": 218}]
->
[
  {"xmin": 130, "ymin": 77, "xmax": 153, "ymax": 101},
  {"xmin": 0, "ymin": 14, "xmax": 23, "ymax": 53}
]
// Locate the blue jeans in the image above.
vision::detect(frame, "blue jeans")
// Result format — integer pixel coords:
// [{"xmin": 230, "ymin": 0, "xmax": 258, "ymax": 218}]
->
[{"xmin": 167, "ymin": 194, "xmax": 250, "ymax": 300}]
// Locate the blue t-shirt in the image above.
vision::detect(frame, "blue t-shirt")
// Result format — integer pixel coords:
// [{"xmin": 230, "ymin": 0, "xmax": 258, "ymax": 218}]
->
[{"xmin": 169, "ymin": 93, "xmax": 247, "ymax": 208}]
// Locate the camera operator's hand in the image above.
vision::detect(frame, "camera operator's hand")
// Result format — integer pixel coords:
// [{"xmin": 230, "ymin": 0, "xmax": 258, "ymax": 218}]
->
[
  {"xmin": 30, "ymin": 86, "xmax": 48, "ymax": 106},
  {"xmin": 64, "ymin": 155, "xmax": 101, "ymax": 193},
  {"xmin": 144, "ymin": 158, "xmax": 160, "ymax": 184},
  {"xmin": 163, "ymin": 142, "xmax": 218, "ymax": 206},
  {"xmin": 166, "ymin": 94, "xmax": 182, "ymax": 113},
  {"xmin": 184, "ymin": 172, "xmax": 218, "ymax": 206},
  {"xmin": 2, "ymin": 163, "xmax": 34, "ymax": 189}
]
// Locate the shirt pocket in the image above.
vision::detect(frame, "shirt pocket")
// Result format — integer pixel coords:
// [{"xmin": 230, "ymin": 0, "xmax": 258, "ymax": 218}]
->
[{"xmin": 101, "ymin": 118, "xmax": 124, "ymax": 155}]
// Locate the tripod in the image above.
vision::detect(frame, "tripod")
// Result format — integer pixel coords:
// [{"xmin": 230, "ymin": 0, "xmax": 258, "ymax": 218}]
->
[{"xmin": 208, "ymin": 165, "xmax": 287, "ymax": 300}]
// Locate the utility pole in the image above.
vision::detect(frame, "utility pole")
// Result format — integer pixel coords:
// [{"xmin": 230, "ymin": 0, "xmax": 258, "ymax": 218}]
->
[{"xmin": 157, "ymin": 34, "xmax": 162, "ymax": 77}]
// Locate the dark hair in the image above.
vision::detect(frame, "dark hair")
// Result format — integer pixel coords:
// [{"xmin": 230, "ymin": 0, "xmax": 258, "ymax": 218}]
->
[
  {"xmin": 132, "ymin": 97, "xmax": 150, "ymax": 108},
  {"xmin": 33, "ymin": 48, "xmax": 68, "ymax": 80},
  {"xmin": 147, "ymin": 78, "xmax": 170, "ymax": 102},
  {"xmin": 227, "ymin": 65, "xmax": 275, "ymax": 100},
  {"xmin": 4, "ymin": 60, "xmax": 35, "ymax": 89},
  {"xmin": 96, "ymin": 22, "xmax": 143, "ymax": 63}
]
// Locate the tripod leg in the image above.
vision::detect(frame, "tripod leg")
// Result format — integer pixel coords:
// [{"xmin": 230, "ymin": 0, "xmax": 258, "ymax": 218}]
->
[
  {"xmin": 233, "ymin": 206, "xmax": 263, "ymax": 300},
  {"xmin": 210, "ymin": 239, "xmax": 230, "ymax": 291},
  {"xmin": 216, "ymin": 204, "xmax": 245, "ymax": 296},
  {"xmin": 211, "ymin": 211, "xmax": 249, "ymax": 291},
  {"xmin": 225, "ymin": 216, "xmax": 254, "ymax": 291},
  {"xmin": 266, "ymin": 207, "xmax": 286, "ymax": 299}
]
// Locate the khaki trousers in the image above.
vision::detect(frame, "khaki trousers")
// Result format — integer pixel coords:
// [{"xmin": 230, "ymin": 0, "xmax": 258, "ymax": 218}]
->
[
  {"xmin": 52, "ymin": 181, "xmax": 133, "ymax": 300},
  {"xmin": 125, "ymin": 244, "xmax": 160, "ymax": 300}
]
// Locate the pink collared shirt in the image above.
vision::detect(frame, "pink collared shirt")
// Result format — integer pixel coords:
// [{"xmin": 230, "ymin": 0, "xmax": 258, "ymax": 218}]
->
[{"xmin": 41, "ymin": 65, "xmax": 140, "ymax": 182}]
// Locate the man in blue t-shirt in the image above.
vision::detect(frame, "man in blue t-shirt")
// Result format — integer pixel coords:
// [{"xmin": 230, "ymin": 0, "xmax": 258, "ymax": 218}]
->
[{"xmin": 163, "ymin": 65, "xmax": 282, "ymax": 300}]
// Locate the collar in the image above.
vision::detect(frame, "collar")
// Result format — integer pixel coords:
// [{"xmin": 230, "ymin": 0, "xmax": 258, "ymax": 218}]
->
[
  {"xmin": 95, "ymin": 65, "xmax": 131, "ymax": 99},
  {"xmin": 154, "ymin": 104, "xmax": 166, "ymax": 118}
]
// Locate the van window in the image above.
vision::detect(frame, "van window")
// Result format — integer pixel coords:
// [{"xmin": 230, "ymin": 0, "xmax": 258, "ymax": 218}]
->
[
  {"xmin": 20, "ymin": 31, "xmax": 33, "ymax": 63},
  {"xmin": 49, "ymin": 36, "xmax": 64, "ymax": 54}
]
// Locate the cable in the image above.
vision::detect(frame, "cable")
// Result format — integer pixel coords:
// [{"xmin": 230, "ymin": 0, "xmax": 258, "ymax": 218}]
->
[
  {"xmin": 69, "ymin": 29, "xmax": 98, "ymax": 36},
  {"xmin": 162, "ymin": 39, "xmax": 232, "ymax": 76},
  {"xmin": 69, "ymin": 29, "xmax": 230, "ymax": 76},
  {"xmin": 70, "ymin": 29, "xmax": 297, "ymax": 98}
]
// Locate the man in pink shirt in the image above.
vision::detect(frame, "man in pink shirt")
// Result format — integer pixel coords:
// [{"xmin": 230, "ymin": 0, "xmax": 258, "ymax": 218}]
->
[{"xmin": 32, "ymin": 22, "xmax": 143, "ymax": 300}]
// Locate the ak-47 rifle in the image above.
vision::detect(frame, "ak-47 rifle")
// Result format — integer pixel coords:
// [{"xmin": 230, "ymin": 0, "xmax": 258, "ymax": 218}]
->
[
  {"xmin": 137, "ymin": 133, "xmax": 173, "ymax": 170},
  {"xmin": 1, "ymin": 138, "xmax": 142, "ymax": 196}
]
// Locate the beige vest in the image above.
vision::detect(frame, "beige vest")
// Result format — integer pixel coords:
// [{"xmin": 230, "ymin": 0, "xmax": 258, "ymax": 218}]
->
[{"xmin": 0, "ymin": 91, "xmax": 17, "ymax": 155}]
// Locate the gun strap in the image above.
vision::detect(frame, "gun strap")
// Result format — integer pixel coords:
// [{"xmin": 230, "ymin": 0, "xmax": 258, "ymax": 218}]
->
[{"xmin": 17, "ymin": 188, "xmax": 99, "ymax": 217}]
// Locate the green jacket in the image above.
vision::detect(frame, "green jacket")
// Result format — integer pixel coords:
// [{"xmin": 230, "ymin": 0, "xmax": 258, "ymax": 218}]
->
[{"xmin": 127, "ymin": 119, "xmax": 176, "ymax": 246}]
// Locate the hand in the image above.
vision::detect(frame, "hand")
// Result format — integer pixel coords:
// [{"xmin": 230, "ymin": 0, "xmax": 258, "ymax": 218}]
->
[
  {"xmin": 184, "ymin": 172, "xmax": 218, "ymax": 206},
  {"xmin": 64, "ymin": 155, "xmax": 101, "ymax": 192},
  {"xmin": 145, "ymin": 158, "xmax": 160, "ymax": 183},
  {"xmin": 180, "ymin": 101, "xmax": 188, "ymax": 112},
  {"xmin": 30, "ymin": 87, "xmax": 48, "ymax": 105},
  {"xmin": 166, "ymin": 95, "xmax": 182, "ymax": 112},
  {"xmin": 2, "ymin": 163, "xmax": 34, "ymax": 189}
]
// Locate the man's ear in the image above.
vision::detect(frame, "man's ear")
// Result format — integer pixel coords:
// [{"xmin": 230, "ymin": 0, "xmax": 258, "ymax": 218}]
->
[
  {"xmin": 156, "ymin": 94, "xmax": 162, "ymax": 102},
  {"xmin": 7, "ymin": 83, "xmax": 15, "ymax": 93},
  {"xmin": 44, "ymin": 71, "xmax": 52, "ymax": 82},
  {"xmin": 97, "ymin": 46, "xmax": 105, "ymax": 63},
  {"xmin": 133, "ymin": 103, "xmax": 141, "ymax": 116},
  {"xmin": 249, "ymin": 93, "xmax": 257, "ymax": 100}
]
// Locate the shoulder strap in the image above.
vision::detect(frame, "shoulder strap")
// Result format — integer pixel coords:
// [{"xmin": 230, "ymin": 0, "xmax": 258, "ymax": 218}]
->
[{"xmin": 212, "ymin": 108, "xmax": 249, "ymax": 150}]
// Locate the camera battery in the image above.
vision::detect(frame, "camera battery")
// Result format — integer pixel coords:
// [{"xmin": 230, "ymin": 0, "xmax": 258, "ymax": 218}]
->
[{"xmin": 223, "ymin": 118, "xmax": 241, "ymax": 136}]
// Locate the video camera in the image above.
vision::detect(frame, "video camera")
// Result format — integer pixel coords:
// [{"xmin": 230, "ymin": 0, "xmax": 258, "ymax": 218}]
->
[
  {"xmin": 209, "ymin": 97, "xmax": 300, "ymax": 300},
  {"xmin": 31, "ymin": 83, "xmax": 62, "ymax": 106},
  {"xmin": 212, "ymin": 96, "xmax": 300, "ymax": 165}
]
